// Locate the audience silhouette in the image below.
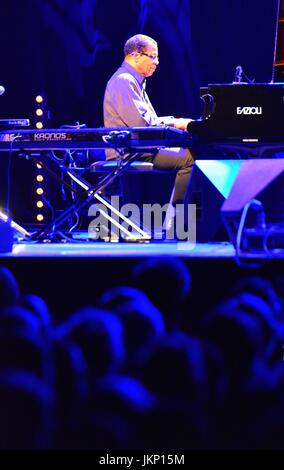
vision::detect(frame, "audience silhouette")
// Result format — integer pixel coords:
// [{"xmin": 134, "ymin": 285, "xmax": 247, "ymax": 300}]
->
[{"xmin": 0, "ymin": 263, "xmax": 283, "ymax": 450}]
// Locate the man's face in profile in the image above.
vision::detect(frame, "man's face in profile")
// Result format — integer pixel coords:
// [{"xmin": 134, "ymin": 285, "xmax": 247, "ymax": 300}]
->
[{"xmin": 136, "ymin": 43, "xmax": 159, "ymax": 78}]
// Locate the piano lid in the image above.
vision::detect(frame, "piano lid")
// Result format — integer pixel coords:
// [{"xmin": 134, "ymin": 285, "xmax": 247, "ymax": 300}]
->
[{"xmin": 189, "ymin": 83, "xmax": 284, "ymax": 143}]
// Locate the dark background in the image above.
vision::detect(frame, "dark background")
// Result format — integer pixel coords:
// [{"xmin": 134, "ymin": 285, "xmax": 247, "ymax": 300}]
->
[
  {"xmin": 0, "ymin": 0, "xmax": 279, "ymax": 224},
  {"xmin": 0, "ymin": 0, "xmax": 279, "ymax": 126}
]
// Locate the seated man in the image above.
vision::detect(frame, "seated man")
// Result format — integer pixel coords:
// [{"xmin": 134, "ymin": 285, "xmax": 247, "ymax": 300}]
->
[{"xmin": 103, "ymin": 33, "xmax": 195, "ymax": 235}]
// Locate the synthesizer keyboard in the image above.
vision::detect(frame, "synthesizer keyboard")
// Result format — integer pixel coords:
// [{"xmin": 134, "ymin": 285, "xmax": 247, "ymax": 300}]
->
[{"xmin": 0, "ymin": 126, "xmax": 193, "ymax": 151}]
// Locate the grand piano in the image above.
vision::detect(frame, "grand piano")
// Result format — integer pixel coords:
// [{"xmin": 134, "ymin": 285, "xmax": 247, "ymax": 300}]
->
[{"xmin": 188, "ymin": 83, "xmax": 284, "ymax": 158}]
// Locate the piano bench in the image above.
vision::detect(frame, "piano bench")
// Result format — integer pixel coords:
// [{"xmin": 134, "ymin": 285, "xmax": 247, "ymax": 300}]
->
[
  {"xmin": 90, "ymin": 159, "xmax": 178, "ymax": 173},
  {"xmin": 89, "ymin": 159, "xmax": 175, "ymax": 207},
  {"xmin": 90, "ymin": 160, "xmax": 155, "ymax": 172}
]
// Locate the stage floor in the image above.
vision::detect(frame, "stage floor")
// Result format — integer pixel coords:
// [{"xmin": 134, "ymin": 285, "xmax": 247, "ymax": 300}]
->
[
  {"xmin": 9, "ymin": 240, "xmax": 234, "ymax": 258},
  {"xmin": 1, "ymin": 236, "xmax": 283, "ymax": 322},
  {"xmin": 1, "ymin": 239, "xmax": 283, "ymax": 260}
]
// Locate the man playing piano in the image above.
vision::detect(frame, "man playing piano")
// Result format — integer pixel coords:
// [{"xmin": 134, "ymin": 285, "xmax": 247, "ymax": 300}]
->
[{"xmin": 103, "ymin": 34, "xmax": 195, "ymax": 232}]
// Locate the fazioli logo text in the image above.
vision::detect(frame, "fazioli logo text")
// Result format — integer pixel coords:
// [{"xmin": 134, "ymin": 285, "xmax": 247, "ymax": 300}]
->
[{"xmin": 236, "ymin": 106, "xmax": 262, "ymax": 115}]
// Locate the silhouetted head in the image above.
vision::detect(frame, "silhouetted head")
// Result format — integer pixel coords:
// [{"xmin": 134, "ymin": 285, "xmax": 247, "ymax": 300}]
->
[
  {"xmin": 0, "ymin": 267, "xmax": 20, "ymax": 308},
  {"xmin": 99, "ymin": 286, "xmax": 151, "ymax": 310},
  {"xmin": 132, "ymin": 258, "xmax": 191, "ymax": 329},
  {"xmin": 0, "ymin": 370, "xmax": 54, "ymax": 449},
  {"xmin": 115, "ymin": 299, "xmax": 165, "ymax": 365},
  {"xmin": 55, "ymin": 307, "xmax": 125, "ymax": 384}
]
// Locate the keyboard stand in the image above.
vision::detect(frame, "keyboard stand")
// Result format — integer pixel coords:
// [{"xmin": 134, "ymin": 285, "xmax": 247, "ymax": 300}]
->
[
  {"xmin": 0, "ymin": 210, "xmax": 31, "ymax": 238},
  {"xmin": 29, "ymin": 150, "xmax": 152, "ymax": 242}
]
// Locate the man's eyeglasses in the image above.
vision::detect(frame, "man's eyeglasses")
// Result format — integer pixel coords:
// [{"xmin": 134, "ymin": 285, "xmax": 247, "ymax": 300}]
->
[{"xmin": 140, "ymin": 52, "xmax": 159, "ymax": 61}]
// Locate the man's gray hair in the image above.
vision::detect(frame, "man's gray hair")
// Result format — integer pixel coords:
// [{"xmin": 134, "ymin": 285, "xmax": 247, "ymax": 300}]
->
[{"xmin": 124, "ymin": 34, "xmax": 157, "ymax": 56}]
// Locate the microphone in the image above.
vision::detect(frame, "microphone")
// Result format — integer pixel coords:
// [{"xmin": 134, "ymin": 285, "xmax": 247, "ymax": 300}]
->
[
  {"xmin": 0, "ymin": 85, "xmax": 5, "ymax": 96},
  {"xmin": 235, "ymin": 66, "xmax": 243, "ymax": 83}
]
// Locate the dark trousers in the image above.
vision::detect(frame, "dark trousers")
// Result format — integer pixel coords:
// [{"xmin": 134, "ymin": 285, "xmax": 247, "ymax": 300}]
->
[{"xmin": 145, "ymin": 147, "xmax": 195, "ymax": 205}]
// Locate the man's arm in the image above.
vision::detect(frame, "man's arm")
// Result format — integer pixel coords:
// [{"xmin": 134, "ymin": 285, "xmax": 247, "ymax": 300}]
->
[
  {"xmin": 105, "ymin": 74, "xmax": 161, "ymax": 127},
  {"xmin": 157, "ymin": 117, "xmax": 192, "ymax": 130},
  {"xmin": 105, "ymin": 73, "xmax": 192, "ymax": 130},
  {"xmin": 172, "ymin": 118, "xmax": 193, "ymax": 130}
]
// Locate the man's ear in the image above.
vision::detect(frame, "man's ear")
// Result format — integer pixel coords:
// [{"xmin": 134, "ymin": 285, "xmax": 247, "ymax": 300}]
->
[{"xmin": 131, "ymin": 51, "xmax": 140, "ymax": 61}]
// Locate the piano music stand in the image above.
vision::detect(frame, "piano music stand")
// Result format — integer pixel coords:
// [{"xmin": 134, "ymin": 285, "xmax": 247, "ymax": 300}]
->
[{"xmin": 29, "ymin": 144, "xmax": 152, "ymax": 242}]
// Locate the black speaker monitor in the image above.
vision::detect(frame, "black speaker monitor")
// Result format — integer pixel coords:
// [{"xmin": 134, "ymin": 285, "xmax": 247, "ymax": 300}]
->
[
  {"xmin": 221, "ymin": 159, "xmax": 284, "ymax": 248},
  {"xmin": 187, "ymin": 160, "xmax": 244, "ymax": 242}
]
